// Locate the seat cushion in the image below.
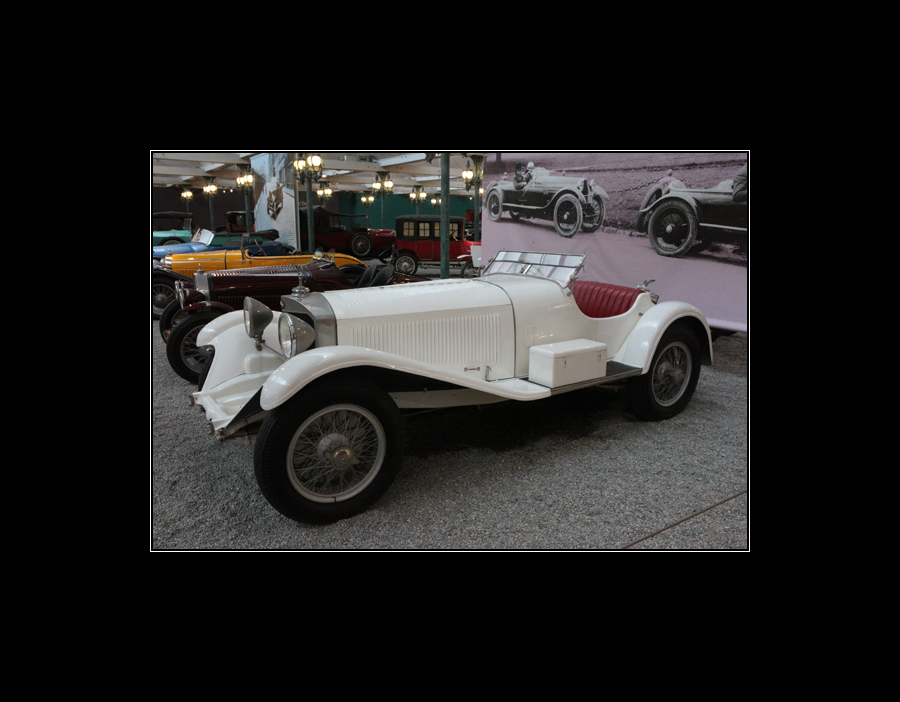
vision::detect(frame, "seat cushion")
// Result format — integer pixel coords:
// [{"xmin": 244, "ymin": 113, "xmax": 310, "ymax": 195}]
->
[{"xmin": 572, "ymin": 280, "xmax": 642, "ymax": 318}]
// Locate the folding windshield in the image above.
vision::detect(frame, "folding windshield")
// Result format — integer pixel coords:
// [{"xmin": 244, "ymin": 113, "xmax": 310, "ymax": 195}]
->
[
  {"xmin": 192, "ymin": 230, "xmax": 216, "ymax": 246},
  {"xmin": 482, "ymin": 250, "xmax": 585, "ymax": 287}
]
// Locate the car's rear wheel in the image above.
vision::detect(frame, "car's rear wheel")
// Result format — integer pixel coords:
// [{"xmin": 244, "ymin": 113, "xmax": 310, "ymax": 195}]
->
[
  {"xmin": 581, "ymin": 195, "xmax": 605, "ymax": 233},
  {"xmin": 628, "ymin": 323, "xmax": 701, "ymax": 420},
  {"xmin": 254, "ymin": 377, "xmax": 405, "ymax": 524},
  {"xmin": 350, "ymin": 232, "xmax": 373, "ymax": 258},
  {"xmin": 647, "ymin": 200, "xmax": 698, "ymax": 257},
  {"xmin": 554, "ymin": 194, "xmax": 582, "ymax": 237}
]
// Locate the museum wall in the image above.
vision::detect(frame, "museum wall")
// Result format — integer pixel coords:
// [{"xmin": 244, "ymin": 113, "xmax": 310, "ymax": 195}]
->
[{"xmin": 479, "ymin": 152, "xmax": 748, "ymax": 332}]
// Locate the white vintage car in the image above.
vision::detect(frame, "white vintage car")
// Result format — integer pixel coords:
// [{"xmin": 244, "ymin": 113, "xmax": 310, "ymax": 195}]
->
[{"xmin": 190, "ymin": 251, "xmax": 713, "ymax": 524}]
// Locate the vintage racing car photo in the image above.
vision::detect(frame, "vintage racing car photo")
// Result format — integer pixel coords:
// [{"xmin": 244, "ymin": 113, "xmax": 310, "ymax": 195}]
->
[
  {"xmin": 188, "ymin": 250, "xmax": 713, "ymax": 526},
  {"xmin": 639, "ymin": 178, "xmax": 749, "ymax": 257},
  {"xmin": 483, "ymin": 163, "xmax": 609, "ymax": 237}
]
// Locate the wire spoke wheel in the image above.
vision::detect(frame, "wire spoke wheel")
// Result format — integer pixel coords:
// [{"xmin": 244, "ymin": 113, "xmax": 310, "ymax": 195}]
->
[
  {"xmin": 647, "ymin": 201, "xmax": 698, "ymax": 257},
  {"xmin": 180, "ymin": 326, "xmax": 212, "ymax": 373},
  {"xmin": 287, "ymin": 404, "xmax": 386, "ymax": 503},
  {"xmin": 651, "ymin": 341, "xmax": 692, "ymax": 406}
]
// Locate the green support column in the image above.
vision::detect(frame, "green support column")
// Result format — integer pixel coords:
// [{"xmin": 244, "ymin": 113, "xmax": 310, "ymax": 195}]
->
[
  {"xmin": 305, "ymin": 177, "xmax": 315, "ymax": 253},
  {"xmin": 293, "ymin": 153, "xmax": 302, "ymax": 250},
  {"xmin": 441, "ymin": 153, "xmax": 449, "ymax": 279}
]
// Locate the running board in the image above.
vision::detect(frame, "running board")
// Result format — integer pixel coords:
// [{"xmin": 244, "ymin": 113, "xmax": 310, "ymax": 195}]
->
[
  {"xmin": 488, "ymin": 361, "xmax": 643, "ymax": 400},
  {"xmin": 547, "ymin": 361, "xmax": 642, "ymax": 395}
]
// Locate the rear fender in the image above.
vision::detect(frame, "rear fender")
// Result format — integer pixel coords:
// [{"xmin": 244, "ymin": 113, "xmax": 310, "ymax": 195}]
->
[{"xmin": 614, "ymin": 301, "xmax": 713, "ymax": 372}]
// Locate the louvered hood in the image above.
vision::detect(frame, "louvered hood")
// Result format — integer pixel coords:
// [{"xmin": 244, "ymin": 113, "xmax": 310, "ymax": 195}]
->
[{"xmin": 325, "ymin": 279, "xmax": 516, "ymax": 380}]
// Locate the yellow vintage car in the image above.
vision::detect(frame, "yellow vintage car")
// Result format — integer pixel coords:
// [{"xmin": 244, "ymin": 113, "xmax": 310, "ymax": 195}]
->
[
  {"xmin": 162, "ymin": 246, "xmax": 365, "ymax": 279},
  {"xmin": 152, "ymin": 244, "xmax": 367, "ymax": 318}
]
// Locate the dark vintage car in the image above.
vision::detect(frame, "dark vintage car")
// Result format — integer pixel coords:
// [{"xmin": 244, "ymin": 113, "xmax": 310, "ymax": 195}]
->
[
  {"xmin": 150, "ymin": 229, "xmax": 300, "ymax": 319},
  {"xmin": 640, "ymin": 178, "xmax": 748, "ymax": 257},
  {"xmin": 162, "ymin": 253, "xmax": 426, "ymax": 383},
  {"xmin": 301, "ymin": 206, "xmax": 396, "ymax": 259},
  {"xmin": 393, "ymin": 214, "xmax": 471, "ymax": 275},
  {"xmin": 483, "ymin": 165, "xmax": 609, "ymax": 237}
]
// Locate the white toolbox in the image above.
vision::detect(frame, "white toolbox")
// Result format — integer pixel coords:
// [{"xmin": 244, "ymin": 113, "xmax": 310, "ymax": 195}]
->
[{"xmin": 528, "ymin": 338, "xmax": 607, "ymax": 389}]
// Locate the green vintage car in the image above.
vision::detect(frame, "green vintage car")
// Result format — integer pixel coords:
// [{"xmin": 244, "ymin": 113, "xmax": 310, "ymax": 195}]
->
[
  {"xmin": 152, "ymin": 212, "xmax": 195, "ymax": 246},
  {"xmin": 151, "ymin": 211, "xmax": 263, "ymax": 247}
]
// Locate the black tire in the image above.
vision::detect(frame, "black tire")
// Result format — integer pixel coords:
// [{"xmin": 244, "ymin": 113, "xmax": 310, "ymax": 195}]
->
[
  {"xmin": 350, "ymin": 232, "xmax": 373, "ymax": 258},
  {"xmin": 253, "ymin": 376, "xmax": 406, "ymax": 524},
  {"xmin": 553, "ymin": 194, "xmax": 582, "ymax": 237},
  {"xmin": 165, "ymin": 311, "xmax": 219, "ymax": 384},
  {"xmin": 628, "ymin": 322, "xmax": 701, "ymax": 421},
  {"xmin": 647, "ymin": 200, "xmax": 698, "ymax": 257},
  {"xmin": 487, "ymin": 190, "xmax": 504, "ymax": 222},
  {"xmin": 159, "ymin": 299, "xmax": 187, "ymax": 343},
  {"xmin": 581, "ymin": 195, "xmax": 605, "ymax": 233},
  {"xmin": 151, "ymin": 274, "xmax": 177, "ymax": 319}
]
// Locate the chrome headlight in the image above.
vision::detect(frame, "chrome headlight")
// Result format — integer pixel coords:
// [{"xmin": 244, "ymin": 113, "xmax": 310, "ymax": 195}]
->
[
  {"xmin": 243, "ymin": 297, "xmax": 273, "ymax": 345},
  {"xmin": 163, "ymin": 256, "xmax": 172, "ymax": 270},
  {"xmin": 278, "ymin": 313, "xmax": 315, "ymax": 358}
]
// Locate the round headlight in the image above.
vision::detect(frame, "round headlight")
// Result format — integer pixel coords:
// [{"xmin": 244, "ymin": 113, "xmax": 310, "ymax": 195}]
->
[
  {"xmin": 243, "ymin": 297, "xmax": 273, "ymax": 340},
  {"xmin": 278, "ymin": 314, "xmax": 315, "ymax": 358}
]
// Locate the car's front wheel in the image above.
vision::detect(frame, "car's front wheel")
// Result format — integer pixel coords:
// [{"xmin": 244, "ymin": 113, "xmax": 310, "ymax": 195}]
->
[
  {"xmin": 487, "ymin": 191, "xmax": 504, "ymax": 222},
  {"xmin": 394, "ymin": 252, "xmax": 418, "ymax": 275},
  {"xmin": 151, "ymin": 274, "xmax": 177, "ymax": 319},
  {"xmin": 554, "ymin": 194, "xmax": 582, "ymax": 237},
  {"xmin": 165, "ymin": 311, "xmax": 219, "ymax": 383},
  {"xmin": 254, "ymin": 376, "xmax": 406, "ymax": 524},
  {"xmin": 628, "ymin": 322, "xmax": 701, "ymax": 420}
]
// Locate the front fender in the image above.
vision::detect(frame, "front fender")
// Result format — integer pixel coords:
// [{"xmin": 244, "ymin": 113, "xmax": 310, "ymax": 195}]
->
[
  {"xmin": 654, "ymin": 192, "xmax": 700, "ymax": 216},
  {"xmin": 260, "ymin": 345, "xmax": 539, "ymax": 411},
  {"xmin": 182, "ymin": 299, "xmax": 235, "ymax": 316},
  {"xmin": 196, "ymin": 311, "xmax": 284, "ymax": 392},
  {"xmin": 591, "ymin": 184, "xmax": 609, "ymax": 202},
  {"xmin": 614, "ymin": 301, "xmax": 713, "ymax": 372}
]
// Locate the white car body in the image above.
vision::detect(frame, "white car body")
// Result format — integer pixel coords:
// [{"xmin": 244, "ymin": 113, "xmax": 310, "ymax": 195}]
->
[{"xmin": 191, "ymin": 251, "xmax": 712, "ymax": 444}]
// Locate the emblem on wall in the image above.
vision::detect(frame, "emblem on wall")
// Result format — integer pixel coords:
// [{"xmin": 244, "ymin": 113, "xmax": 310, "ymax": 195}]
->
[{"xmin": 267, "ymin": 185, "xmax": 283, "ymax": 219}]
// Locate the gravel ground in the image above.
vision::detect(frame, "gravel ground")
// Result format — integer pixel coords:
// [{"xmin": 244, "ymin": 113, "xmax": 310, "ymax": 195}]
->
[{"xmin": 150, "ymin": 319, "xmax": 749, "ymax": 551}]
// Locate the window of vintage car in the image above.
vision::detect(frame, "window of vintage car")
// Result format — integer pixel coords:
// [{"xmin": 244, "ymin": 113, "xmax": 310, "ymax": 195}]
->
[{"xmin": 401, "ymin": 221, "xmax": 416, "ymax": 239}]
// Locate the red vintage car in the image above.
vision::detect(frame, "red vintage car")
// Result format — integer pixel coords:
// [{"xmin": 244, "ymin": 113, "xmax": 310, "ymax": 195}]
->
[
  {"xmin": 162, "ymin": 253, "xmax": 425, "ymax": 383},
  {"xmin": 301, "ymin": 206, "xmax": 396, "ymax": 259},
  {"xmin": 393, "ymin": 214, "xmax": 472, "ymax": 275}
]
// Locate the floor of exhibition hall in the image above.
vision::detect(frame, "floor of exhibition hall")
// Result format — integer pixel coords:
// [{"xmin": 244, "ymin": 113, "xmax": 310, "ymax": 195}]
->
[{"xmin": 150, "ymin": 264, "xmax": 749, "ymax": 551}]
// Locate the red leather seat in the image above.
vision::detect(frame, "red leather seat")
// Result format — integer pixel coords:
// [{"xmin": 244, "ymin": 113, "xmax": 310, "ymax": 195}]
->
[{"xmin": 572, "ymin": 280, "xmax": 643, "ymax": 318}]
